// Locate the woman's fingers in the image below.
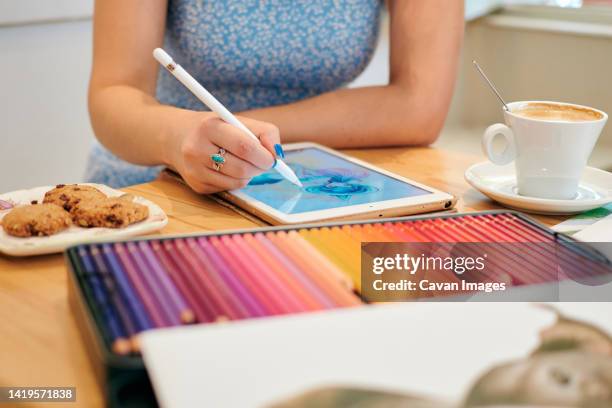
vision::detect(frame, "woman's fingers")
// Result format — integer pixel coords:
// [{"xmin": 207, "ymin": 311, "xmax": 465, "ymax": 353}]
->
[
  {"xmin": 241, "ymin": 116, "xmax": 281, "ymax": 156},
  {"xmin": 206, "ymin": 144, "xmax": 263, "ymax": 179},
  {"xmin": 200, "ymin": 166, "xmax": 251, "ymax": 191},
  {"xmin": 183, "ymin": 164, "xmax": 250, "ymax": 193},
  {"xmin": 178, "ymin": 115, "xmax": 283, "ymax": 194},
  {"xmin": 207, "ymin": 119, "xmax": 278, "ymax": 170}
]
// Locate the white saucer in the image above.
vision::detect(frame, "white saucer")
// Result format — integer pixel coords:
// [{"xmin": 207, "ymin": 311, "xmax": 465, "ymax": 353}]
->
[{"xmin": 464, "ymin": 162, "xmax": 612, "ymax": 215}]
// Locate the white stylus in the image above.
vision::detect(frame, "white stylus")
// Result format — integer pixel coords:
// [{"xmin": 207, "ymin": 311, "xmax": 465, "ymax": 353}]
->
[{"xmin": 153, "ymin": 48, "xmax": 303, "ymax": 188}]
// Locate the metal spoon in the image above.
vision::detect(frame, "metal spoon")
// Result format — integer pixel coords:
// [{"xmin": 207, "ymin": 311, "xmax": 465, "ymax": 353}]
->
[{"xmin": 473, "ymin": 60, "xmax": 510, "ymax": 111}]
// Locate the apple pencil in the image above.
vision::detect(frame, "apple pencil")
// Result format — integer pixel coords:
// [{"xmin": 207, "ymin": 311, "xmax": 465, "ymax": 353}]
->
[{"xmin": 153, "ymin": 48, "xmax": 302, "ymax": 188}]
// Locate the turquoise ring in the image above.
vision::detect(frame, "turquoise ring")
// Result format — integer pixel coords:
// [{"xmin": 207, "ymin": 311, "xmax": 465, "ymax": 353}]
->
[{"xmin": 211, "ymin": 148, "xmax": 226, "ymax": 171}]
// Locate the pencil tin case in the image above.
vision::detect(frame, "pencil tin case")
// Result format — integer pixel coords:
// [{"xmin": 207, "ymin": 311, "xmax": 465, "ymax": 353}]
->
[
  {"xmin": 64, "ymin": 210, "xmax": 612, "ymax": 407},
  {"xmin": 67, "ymin": 261, "xmax": 156, "ymax": 407}
]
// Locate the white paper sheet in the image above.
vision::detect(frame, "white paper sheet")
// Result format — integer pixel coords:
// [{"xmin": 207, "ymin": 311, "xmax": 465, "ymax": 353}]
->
[
  {"xmin": 139, "ymin": 303, "xmax": 611, "ymax": 408},
  {"xmin": 574, "ymin": 214, "xmax": 612, "ymax": 242}
]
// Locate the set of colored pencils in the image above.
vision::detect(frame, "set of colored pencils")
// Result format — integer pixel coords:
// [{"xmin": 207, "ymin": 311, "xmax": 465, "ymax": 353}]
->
[
  {"xmin": 303, "ymin": 213, "xmax": 609, "ymax": 295},
  {"xmin": 75, "ymin": 233, "xmax": 362, "ymax": 355},
  {"xmin": 73, "ymin": 212, "xmax": 610, "ymax": 355}
]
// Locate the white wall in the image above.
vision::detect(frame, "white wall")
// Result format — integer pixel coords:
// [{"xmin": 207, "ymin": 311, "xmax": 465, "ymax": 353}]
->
[
  {"xmin": 442, "ymin": 12, "xmax": 612, "ymax": 169},
  {"xmin": 0, "ymin": 1, "xmax": 94, "ymax": 192},
  {"xmin": 0, "ymin": 19, "xmax": 94, "ymax": 192},
  {"xmin": 0, "ymin": 0, "xmax": 92, "ymax": 26}
]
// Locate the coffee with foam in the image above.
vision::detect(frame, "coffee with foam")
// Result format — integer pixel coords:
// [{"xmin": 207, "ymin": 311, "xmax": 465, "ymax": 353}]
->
[
  {"xmin": 483, "ymin": 100, "xmax": 607, "ymax": 200},
  {"xmin": 513, "ymin": 103, "xmax": 603, "ymax": 122}
]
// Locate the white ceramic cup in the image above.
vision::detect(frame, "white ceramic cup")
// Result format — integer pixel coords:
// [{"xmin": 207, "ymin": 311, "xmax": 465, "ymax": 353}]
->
[{"xmin": 482, "ymin": 101, "xmax": 607, "ymax": 200}]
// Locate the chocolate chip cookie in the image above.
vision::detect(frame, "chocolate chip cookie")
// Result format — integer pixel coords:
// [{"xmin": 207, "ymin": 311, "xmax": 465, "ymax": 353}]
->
[
  {"xmin": 43, "ymin": 184, "xmax": 106, "ymax": 213},
  {"xmin": 2, "ymin": 203, "xmax": 72, "ymax": 237},
  {"xmin": 72, "ymin": 197, "xmax": 148, "ymax": 228}
]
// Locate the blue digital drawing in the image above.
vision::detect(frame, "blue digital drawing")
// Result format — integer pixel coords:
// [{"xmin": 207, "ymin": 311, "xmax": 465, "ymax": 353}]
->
[{"xmin": 241, "ymin": 148, "xmax": 431, "ymax": 214}]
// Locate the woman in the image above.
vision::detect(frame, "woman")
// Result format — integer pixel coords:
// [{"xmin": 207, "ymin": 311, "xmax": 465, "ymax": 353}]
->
[{"xmin": 87, "ymin": 1, "xmax": 464, "ymax": 192}]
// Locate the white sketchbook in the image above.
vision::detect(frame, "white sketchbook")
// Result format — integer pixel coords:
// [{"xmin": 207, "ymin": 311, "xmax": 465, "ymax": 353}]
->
[{"xmin": 140, "ymin": 303, "xmax": 609, "ymax": 408}]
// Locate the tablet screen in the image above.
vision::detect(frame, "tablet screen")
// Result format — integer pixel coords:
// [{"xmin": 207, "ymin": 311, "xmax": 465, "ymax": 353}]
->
[{"xmin": 239, "ymin": 147, "xmax": 431, "ymax": 214}]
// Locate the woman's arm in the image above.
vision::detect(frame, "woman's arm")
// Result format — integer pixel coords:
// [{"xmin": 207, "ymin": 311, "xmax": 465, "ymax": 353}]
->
[
  {"xmin": 88, "ymin": 0, "xmax": 280, "ymax": 193},
  {"xmin": 89, "ymin": 0, "xmax": 180, "ymax": 166},
  {"xmin": 242, "ymin": 0, "xmax": 464, "ymax": 147}
]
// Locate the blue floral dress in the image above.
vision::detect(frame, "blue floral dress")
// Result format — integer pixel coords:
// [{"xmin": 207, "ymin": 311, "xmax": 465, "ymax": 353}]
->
[{"xmin": 85, "ymin": 0, "xmax": 381, "ymax": 187}]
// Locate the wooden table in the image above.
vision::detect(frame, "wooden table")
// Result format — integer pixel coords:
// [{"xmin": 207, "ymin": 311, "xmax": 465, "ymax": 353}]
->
[{"xmin": 0, "ymin": 147, "xmax": 567, "ymax": 407}]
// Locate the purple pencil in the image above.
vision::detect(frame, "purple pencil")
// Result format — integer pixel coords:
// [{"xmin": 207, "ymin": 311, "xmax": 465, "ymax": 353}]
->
[
  {"xmin": 150, "ymin": 240, "xmax": 213, "ymax": 323},
  {"xmin": 134, "ymin": 241, "xmax": 194, "ymax": 324},
  {"xmin": 114, "ymin": 243, "xmax": 169, "ymax": 328},
  {"xmin": 89, "ymin": 246, "xmax": 139, "ymax": 352},
  {"xmin": 101, "ymin": 244, "xmax": 153, "ymax": 331},
  {"xmin": 124, "ymin": 242, "xmax": 181, "ymax": 326},
  {"xmin": 78, "ymin": 247, "xmax": 131, "ymax": 355}
]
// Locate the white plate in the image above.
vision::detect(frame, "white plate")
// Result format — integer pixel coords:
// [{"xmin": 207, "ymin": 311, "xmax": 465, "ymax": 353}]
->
[
  {"xmin": 465, "ymin": 162, "xmax": 612, "ymax": 215},
  {"xmin": 0, "ymin": 183, "xmax": 168, "ymax": 256}
]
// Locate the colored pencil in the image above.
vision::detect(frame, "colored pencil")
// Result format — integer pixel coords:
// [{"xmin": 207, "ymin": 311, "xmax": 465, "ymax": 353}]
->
[
  {"xmin": 440, "ymin": 218, "xmax": 536, "ymax": 284},
  {"xmin": 498, "ymin": 215, "xmax": 601, "ymax": 279},
  {"xmin": 160, "ymin": 239, "xmax": 223, "ymax": 320},
  {"xmin": 77, "ymin": 247, "xmax": 131, "ymax": 355},
  {"xmin": 452, "ymin": 217, "xmax": 550, "ymax": 283},
  {"xmin": 253, "ymin": 232, "xmax": 338, "ymax": 309},
  {"xmin": 197, "ymin": 237, "xmax": 267, "ymax": 317},
  {"xmin": 70, "ymin": 212, "xmax": 612, "ymax": 356},
  {"xmin": 101, "ymin": 244, "xmax": 153, "ymax": 331},
  {"xmin": 219, "ymin": 234, "xmax": 295, "ymax": 314},
  {"xmin": 466, "ymin": 215, "xmax": 556, "ymax": 280},
  {"xmin": 114, "ymin": 243, "xmax": 170, "ymax": 327},
  {"xmin": 246, "ymin": 233, "xmax": 330, "ymax": 310},
  {"xmin": 414, "ymin": 219, "xmax": 512, "ymax": 285},
  {"xmin": 150, "ymin": 240, "xmax": 213, "ymax": 323},
  {"xmin": 230, "ymin": 234, "xmax": 304, "ymax": 313},
  {"xmin": 272, "ymin": 231, "xmax": 362, "ymax": 307},
  {"xmin": 170, "ymin": 239, "xmax": 236, "ymax": 319},
  {"xmin": 89, "ymin": 246, "xmax": 139, "ymax": 352},
  {"xmin": 286, "ymin": 230, "xmax": 354, "ymax": 290},
  {"xmin": 124, "ymin": 242, "xmax": 182, "ymax": 326},
  {"xmin": 208, "ymin": 235, "xmax": 279, "ymax": 315},
  {"xmin": 299, "ymin": 228, "xmax": 352, "ymax": 273},
  {"xmin": 181, "ymin": 237, "xmax": 250, "ymax": 319},
  {"xmin": 136, "ymin": 241, "xmax": 195, "ymax": 323}
]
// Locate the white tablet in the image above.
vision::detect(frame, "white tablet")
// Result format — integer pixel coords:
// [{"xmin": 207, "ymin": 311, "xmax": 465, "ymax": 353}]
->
[{"xmin": 219, "ymin": 143, "xmax": 456, "ymax": 225}]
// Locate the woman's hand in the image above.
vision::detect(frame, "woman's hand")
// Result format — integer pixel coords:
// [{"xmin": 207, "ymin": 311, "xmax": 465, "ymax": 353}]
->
[{"xmin": 167, "ymin": 113, "xmax": 281, "ymax": 194}]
